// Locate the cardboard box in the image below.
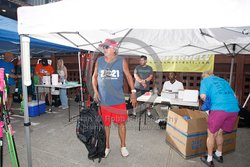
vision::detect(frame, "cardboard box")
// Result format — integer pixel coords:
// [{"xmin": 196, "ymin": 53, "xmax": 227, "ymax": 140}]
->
[
  {"xmin": 166, "ymin": 109, "xmax": 208, "ymax": 159},
  {"xmin": 220, "ymin": 130, "xmax": 237, "ymax": 154},
  {"xmin": 28, "ymin": 101, "xmax": 46, "ymax": 117},
  {"xmin": 166, "ymin": 109, "xmax": 238, "ymax": 159},
  {"xmin": 216, "ymin": 118, "xmax": 238, "ymax": 154}
]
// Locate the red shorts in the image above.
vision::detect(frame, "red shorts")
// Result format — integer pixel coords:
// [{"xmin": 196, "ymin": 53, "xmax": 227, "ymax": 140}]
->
[
  {"xmin": 99, "ymin": 103, "xmax": 128, "ymax": 126},
  {"xmin": 208, "ymin": 110, "xmax": 238, "ymax": 133}
]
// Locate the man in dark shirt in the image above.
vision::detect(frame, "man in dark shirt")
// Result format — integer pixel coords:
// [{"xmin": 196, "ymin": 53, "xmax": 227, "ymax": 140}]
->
[{"xmin": 133, "ymin": 55, "xmax": 153, "ymax": 117}]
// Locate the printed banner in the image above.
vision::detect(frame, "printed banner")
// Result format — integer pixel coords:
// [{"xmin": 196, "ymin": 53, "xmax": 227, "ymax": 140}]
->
[{"xmin": 147, "ymin": 54, "xmax": 214, "ymax": 72}]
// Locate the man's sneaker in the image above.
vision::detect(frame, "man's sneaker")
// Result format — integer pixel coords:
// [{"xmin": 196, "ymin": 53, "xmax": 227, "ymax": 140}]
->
[
  {"xmin": 129, "ymin": 112, "xmax": 137, "ymax": 119},
  {"xmin": 105, "ymin": 148, "xmax": 111, "ymax": 158},
  {"xmin": 147, "ymin": 114, "xmax": 154, "ymax": 119},
  {"xmin": 121, "ymin": 147, "xmax": 129, "ymax": 157},
  {"xmin": 8, "ymin": 109, "xmax": 14, "ymax": 115},
  {"xmin": 213, "ymin": 154, "xmax": 223, "ymax": 163},
  {"xmin": 130, "ymin": 115, "xmax": 136, "ymax": 119},
  {"xmin": 200, "ymin": 156, "xmax": 214, "ymax": 167},
  {"xmin": 155, "ymin": 119, "xmax": 165, "ymax": 124}
]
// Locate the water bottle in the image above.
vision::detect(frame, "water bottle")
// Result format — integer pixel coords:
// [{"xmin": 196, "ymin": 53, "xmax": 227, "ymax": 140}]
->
[
  {"xmin": 61, "ymin": 76, "xmax": 65, "ymax": 84},
  {"xmin": 153, "ymin": 87, "xmax": 158, "ymax": 95},
  {"xmin": 20, "ymin": 100, "xmax": 24, "ymax": 114}
]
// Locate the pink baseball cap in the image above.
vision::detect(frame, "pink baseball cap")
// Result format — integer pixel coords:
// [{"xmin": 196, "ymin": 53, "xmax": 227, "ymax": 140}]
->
[{"xmin": 99, "ymin": 39, "xmax": 118, "ymax": 48}]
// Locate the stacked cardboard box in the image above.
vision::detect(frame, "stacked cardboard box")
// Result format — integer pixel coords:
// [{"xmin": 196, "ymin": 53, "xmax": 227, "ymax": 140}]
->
[{"xmin": 166, "ymin": 109, "xmax": 237, "ymax": 159}]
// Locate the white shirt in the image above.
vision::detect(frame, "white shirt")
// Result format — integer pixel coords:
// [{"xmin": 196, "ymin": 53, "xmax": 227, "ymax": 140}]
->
[
  {"xmin": 57, "ymin": 66, "xmax": 67, "ymax": 82},
  {"xmin": 162, "ymin": 80, "xmax": 184, "ymax": 92}
]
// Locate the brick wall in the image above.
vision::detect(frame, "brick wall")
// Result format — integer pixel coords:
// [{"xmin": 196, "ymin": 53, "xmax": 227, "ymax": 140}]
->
[{"xmin": 31, "ymin": 54, "xmax": 250, "ymax": 109}]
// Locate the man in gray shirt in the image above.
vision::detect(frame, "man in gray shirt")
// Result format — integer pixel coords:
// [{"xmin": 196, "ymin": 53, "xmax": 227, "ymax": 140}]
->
[{"xmin": 133, "ymin": 55, "xmax": 153, "ymax": 117}]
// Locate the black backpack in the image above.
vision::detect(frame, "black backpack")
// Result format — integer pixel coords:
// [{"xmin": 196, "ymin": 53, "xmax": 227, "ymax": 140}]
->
[
  {"xmin": 13, "ymin": 92, "xmax": 22, "ymax": 103},
  {"xmin": 76, "ymin": 103, "xmax": 106, "ymax": 162},
  {"xmin": 158, "ymin": 121, "xmax": 167, "ymax": 130},
  {"xmin": 238, "ymin": 107, "xmax": 250, "ymax": 128}
]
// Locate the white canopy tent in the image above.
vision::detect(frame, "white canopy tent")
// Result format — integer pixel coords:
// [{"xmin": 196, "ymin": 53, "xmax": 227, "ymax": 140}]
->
[
  {"xmin": 17, "ymin": 0, "xmax": 250, "ymax": 54},
  {"xmin": 17, "ymin": 0, "xmax": 250, "ymax": 166},
  {"xmin": 17, "ymin": 0, "xmax": 250, "ymax": 78},
  {"xmin": 17, "ymin": 0, "xmax": 250, "ymax": 96}
]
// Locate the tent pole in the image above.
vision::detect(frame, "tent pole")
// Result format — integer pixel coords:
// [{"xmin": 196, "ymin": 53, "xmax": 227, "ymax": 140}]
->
[
  {"xmin": 20, "ymin": 35, "xmax": 32, "ymax": 167},
  {"xmin": 117, "ymin": 28, "xmax": 133, "ymax": 48},
  {"xmin": 229, "ymin": 57, "xmax": 234, "ymax": 86},
  {"xmin": 78, "ymin": 52, "xmax": 84, "ymax": 108},
  {"xmin": 229, "ymin": 44, "xmax": 236, "ymax": 86},
  {"xmin": 243, "ymin": 92, "xmax": 250, "ymax": 108}
]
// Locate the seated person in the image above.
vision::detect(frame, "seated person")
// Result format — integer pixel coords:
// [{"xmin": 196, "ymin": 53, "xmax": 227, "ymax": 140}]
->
[
  {"xmin": 154, "ymin": 72, "xmax": 184, "ymax": 123},
  {"xmin": 161, "ymin": 72, "xmax": 184, "ymax": 93}
]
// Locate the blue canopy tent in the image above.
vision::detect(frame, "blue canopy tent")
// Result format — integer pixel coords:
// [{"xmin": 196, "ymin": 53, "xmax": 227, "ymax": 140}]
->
[
  {"xmin": 0, "ymin": 15, "xmax": 79, "ymax": 55},
  {"xmin": 0, "ymin": 15, "xmax": 83, "ymax": 166}
]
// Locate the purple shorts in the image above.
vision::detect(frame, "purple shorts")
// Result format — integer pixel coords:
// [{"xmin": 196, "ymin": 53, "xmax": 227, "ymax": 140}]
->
[{"xmin": 208, "ymin": 110, "xmax": 238, "ymax": 134}]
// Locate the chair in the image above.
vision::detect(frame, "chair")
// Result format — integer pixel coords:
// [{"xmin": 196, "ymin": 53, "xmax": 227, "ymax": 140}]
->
[{"xmin": 138, "ymin": 101, "xmax": 171, "ymax": 131}]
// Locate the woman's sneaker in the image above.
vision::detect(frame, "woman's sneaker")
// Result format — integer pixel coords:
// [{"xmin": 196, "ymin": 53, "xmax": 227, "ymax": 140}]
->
[
  {"xmin": 62, "ymin": 106, "xmax": 69, "ymax": 110},
  {"xmin": 213, "ymin": 154, "xmax": 223, "ymax": 163},
  {"xmin": 129, "ymin": 112, "xmax": 137, "ymax": 119},
  {"xmin": 200, "ymin": 156, "xmax": 214, "ymax": 167},
  {"xmin": 121, "ymin": 147, "xmax": 129, "ymax": 157},
  {"xmin": 105, "ymin": 148, "xmax": 111, "ymax": 158}
]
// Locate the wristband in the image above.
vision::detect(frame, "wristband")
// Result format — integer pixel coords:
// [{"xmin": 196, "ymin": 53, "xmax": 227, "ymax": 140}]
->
[{"xmin": 131, "ymin": 89, "xmax": 136, "ymax": 93}]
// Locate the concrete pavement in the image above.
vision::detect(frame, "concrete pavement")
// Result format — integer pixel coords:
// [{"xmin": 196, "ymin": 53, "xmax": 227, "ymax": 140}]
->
[{"xmin": 2, "ymin": 101, "xmax": 250, "ymax": 167}]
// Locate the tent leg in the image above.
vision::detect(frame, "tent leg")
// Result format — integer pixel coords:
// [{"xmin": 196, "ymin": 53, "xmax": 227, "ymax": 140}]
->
[
  {"xmin": 20, "ymin": 35, "xmax": 32, "ymax": 167},
  {"xmin": 78, "ymin": 52, "xmax": 84, "ymax": 108}
]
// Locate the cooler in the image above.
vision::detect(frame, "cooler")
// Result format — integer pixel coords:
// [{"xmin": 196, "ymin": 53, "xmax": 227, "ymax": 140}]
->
[{"xmin": 28, "ymin": 100, "xmax": 46, "ymax": 117}]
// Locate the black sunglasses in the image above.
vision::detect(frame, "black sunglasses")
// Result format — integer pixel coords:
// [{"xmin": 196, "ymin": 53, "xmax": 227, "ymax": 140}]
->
[{"xmin": 103, "ymin": 45, "xmax": 110, "ymax": 49}]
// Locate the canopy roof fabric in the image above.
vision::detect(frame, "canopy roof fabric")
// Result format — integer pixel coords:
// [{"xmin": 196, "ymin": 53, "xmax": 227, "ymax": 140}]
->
[
  {"xmin": 18, "ymin": 0, "xmax": 250, "ymax": 32},
  {"xmin": 17, "ymin": 0, "xmax": 250, "ymax": 57},
  {"xmin": 0, "ymin": 15, "xmax": 79, "ymax": 55},
  {"xmin": 16, "ymin": 28, "xmax": 250, "ymax": 57}
]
